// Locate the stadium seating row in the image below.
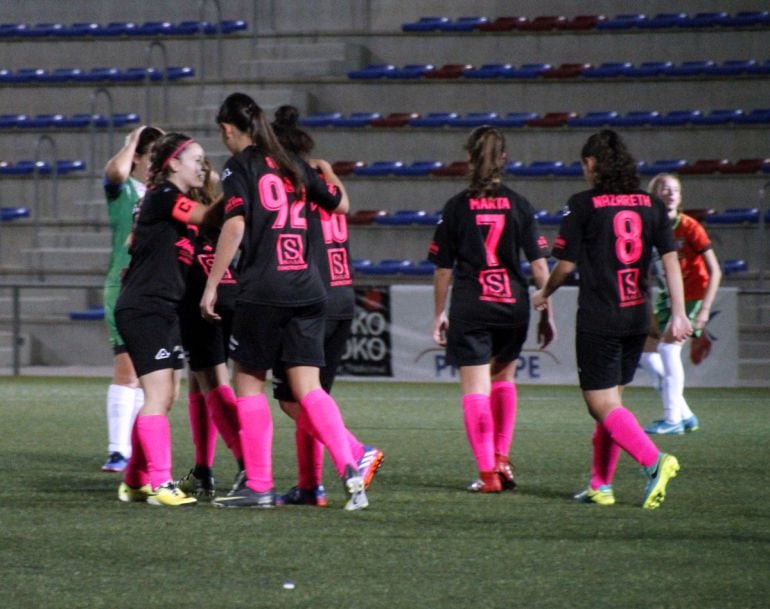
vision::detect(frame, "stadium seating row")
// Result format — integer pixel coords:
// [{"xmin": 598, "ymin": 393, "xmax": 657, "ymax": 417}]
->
[
  {"xmin": 402, "ymin": 12, "xmax": 770, "ymax": 32},
  {"xmin": 331, "ymin": 159, "xmax": 770, "ymax": 178},
  {"xmin": 0, "ymin": 113, "xmax": 140, "ymax": 129},
  {"xmin": 0, "ymin": 66, "xmax": 194, "ymax": 83},
  {"xmin": 348, "ymin": 59, "xmax": 770, "ymax": 79},
  {"xmin": 301, "ymin": 109, "xmax": 770, "ymax": 129},
  {"xmin": 0, "ymin": 160, "xmax": 86, "ymax": 175},
  {"xmin": 0, "ymin": 206, "xmax": 30, "ymax": 222},
  {"xmin": 0, "ymin": 20, "xmax": 247, "ymax": 38}
]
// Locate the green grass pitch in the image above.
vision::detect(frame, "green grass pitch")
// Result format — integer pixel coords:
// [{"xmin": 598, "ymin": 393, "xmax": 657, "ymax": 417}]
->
[{"xmin": 1, "ymin": 378, "xmax": 768, "ymax": 608}]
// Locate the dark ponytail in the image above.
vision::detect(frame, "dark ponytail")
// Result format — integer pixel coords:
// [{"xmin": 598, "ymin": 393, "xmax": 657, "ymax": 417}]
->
[
  {"xmin": 217, "ymin": 92, "xmax": 303, "ymax": 193},
  {"xmin": 465, "ymin": 125, "xmax": 506, "ymax": 198},
  {"xmin": 581, "ymin": 129, "xmax": 640, "ymax": 193},
  {"xmin": 272, "ymin": 105, "xmax": 314, "ymax": 156}
]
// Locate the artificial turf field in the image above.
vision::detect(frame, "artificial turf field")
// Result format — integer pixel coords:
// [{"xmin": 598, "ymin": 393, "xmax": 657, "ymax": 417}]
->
[{"xmin": 1, "ymin": 377, "xmax": 768, "ymax": 609}]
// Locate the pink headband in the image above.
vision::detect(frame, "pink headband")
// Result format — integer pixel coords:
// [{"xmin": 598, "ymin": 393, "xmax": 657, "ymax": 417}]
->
[{"xmin": 161, "ymin": 139, "xmax": 195, "ymax": 170}]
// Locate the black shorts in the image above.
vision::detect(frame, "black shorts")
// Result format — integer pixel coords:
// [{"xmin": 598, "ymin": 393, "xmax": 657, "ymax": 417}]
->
[
  {"xmin": 179, "ymin": 300, "xmax": 233, "ymax": 372},
  {"xmin": 446, "ymin": 318, "xmax": 528, "ymax": 367},
  {"xmin": 115, "ymin": 308, "xmax": 185, "ymax": 377},
  {"xmin": 273, "ymin": 317, "xmax": 352, "ymax": 401},
  {"xmin": 576, "ymin": 331, "xmax": 647, "ymax": 391},
  {"xmin": 229, "ymin": 301, "xmax": 327, "ymax": 372}
]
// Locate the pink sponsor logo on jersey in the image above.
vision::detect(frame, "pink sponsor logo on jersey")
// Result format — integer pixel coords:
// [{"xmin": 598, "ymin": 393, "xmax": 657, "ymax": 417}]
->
[
  {"xmin": 479, "ymin": 269, "xmax": 516, "ymax": 303},
  {"xmin": 276, "ymin": 234, "xmax": 307, "ymax": 271}
]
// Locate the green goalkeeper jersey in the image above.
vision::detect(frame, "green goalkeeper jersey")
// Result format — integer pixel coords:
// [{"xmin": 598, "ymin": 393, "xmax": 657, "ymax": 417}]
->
[{"xmin": 105, "ymin": 177, "xmax": 144, "ymax": 286}]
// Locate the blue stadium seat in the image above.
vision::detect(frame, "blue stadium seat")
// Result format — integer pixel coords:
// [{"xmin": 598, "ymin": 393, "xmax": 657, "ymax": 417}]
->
[
  {"xmin": 638, "ymin": 13, "xmax": 689, "ymax": 28},
  {"xmin": 209, "ymin": 20, "xmax": 248, "ymax": 34},
  {"xmin": 360, "ymin": 259, "xmax": 413, "ymax": 275},
  {"xmin": 300, "ymin": 112, "xmax": 343, "ymax": 127},
  {"xmin": 111, "ymin": 113, "xmax": 141, "ymax": 127},
  {"xmin": 663, "ymin": 60, "xmax": 716, "ymax": 76},
  {"xmin": 25, "ymin": 22, "xmax": 65, "ymax": 37},
  {"xmin": 478, "ymin": 16, "xmax": 527, "ymax": 31},
  {"xmin": 408, "ymin": 112, "xmax": 459, "ymax": 127},
  {"xmin": 446, "ymin": 112, "xmax": 499, "ymax": 127},
  {"xmin": 747, "ymin": 60, "xmax": 770, "ymax": 75},
  {"xmin": 0, "ymin": 160, "xmax": 42, "ymax": 175},
  {"xmin": 504, "ymin": 161, "xmax": 524, "ymax": 175},
  {"xmin": 392, "ymin": 161, "xmax": 444, "ymax": 176},
  {"xmin": 722, "ymin": 11, "xmax": 770, "ymax": 27},
  {"xmin": 386, "ymin": 64, "xmax": 435, "ymax": 79},
  {"xmin": 20, "ymin": 114, "xmax": 63, "ymax": 128},
  {"xmin": 505, "ymin": 63, "xmax": 552, "ymax": 78},
  {"xmin": 0, "ymin": 206, "xmax": 30, "ymax": 221},
  {"xmin": 651, "ymin": 110, "xmax": 702, "ymax": 126},
  {"xmin": 623, "ymin": 61, "xmax": 673, "ymax": 77},
  {"xmin": 375, "ymin": 210, "xmax": 431, "ymax": 225},
  {"xmin": 351, "ymin": 259, "xmax": 373, "ymax": 272},
  {"xmin": 0, "ymin": 114, "xmax": 26, "ymax": 128},
  {"xmin": 691, "ymin": 109, "xmax": 744, "ymax": 125},
  {"xmin": 329, "ymin": 112, "xmax": 382, "ymax": 127},
  {"xmin": 401, "ymin": 17, "xmax": 451, "ymax": 32},
  {"xmin": 40, "ymin": 68, "xmax": 84, "ymax": 82},
  {"xmin": 685, "ymin": 12, "xmax": 729, "ymax": 28},
  {"xmin": 722, "ymin": 260, "xmax": 748, "ymax": 275},
  {"xmin": 348, "ymin": 64, "xmax": 396, "ymax": 79},
  {"xmin": 99, "ymin": 21, "xmax": 138, "ymax": 36},
  {"xmin": 567, "ymin": 111, "xmax": 619, "ymax": 127},
  {"xmin": 610, "ymin": 111, "xmax": 660, "ymax": 126},
  {"xmin": 57, "ymin": 113, "xmax": 95, "ymax": 128},
  {"xmin": 638, "ymin": 159, "xmax": 688, "ymax": 175},
  {"xmin": 464, "ymin": 63, "xmax": 515, "ymax": 78},
  {"xmin": 60, "ymin": 22, "xmax": 102, "ymax": 37},
  {"xmin": 77, "ymin": 67, "xmax": 121, "ymax": 82},
  {"xmin": 513, "ymin": 161, "xmax": 564, "ymax": 176},
  {"xmin": 493, "ymin": 112, "xmax": 539, "ymax": 127},
  {"xmin": 159, "ymin": 66, "xmax": 195, "ymax": 80},
  {"xmin": 137, "ymin": 21, "xmax": 174, "ymax": 36},
  {"xmin": 437, "ymin": 17, "xmax": 489, "ymax": 32},
  {"xmin": 9, "ymin": 68, "xmax": 48, "ymax": 83},
  {"xmin": 597, "ymin": 14, "xmax": 647, "ymax": 29},
  {"xmin": 69, "ymin": 306, "xmax": 105, "ymax": 321},
  {"xmin": 535, "ymin": 209, "xmax": 568, "ymax": 225},
  {"xmin": 553, "ymin": 161, "xmax": 584, "ymax": 176},
  {"xmin": 401, "ymin": 260, "xmax": 436, "ymax": 276},
  {"xmin": 353, "ymin": 161, "xmax": 404, "ymax": 176},
  {"xmin": 705, "ymin": 208, "xmax": 759, "ymax": 224},
  {"xmin": 709, "ymin": 59, "xmax": 757, "ymax": 75},
  {"xmin": 583, "ymin": 62, "xmax": 633, "ymax": 78},
  {"xmin": 734, "ymin": 109, "xmax": 770, "ymax": 124},
  {"xmin": 0, "ymin": 23, "xmax": 27, "ymax": 37},
  {"xmin": 520, "ymin": 260, "xmax": 532, "ymax": 276}
]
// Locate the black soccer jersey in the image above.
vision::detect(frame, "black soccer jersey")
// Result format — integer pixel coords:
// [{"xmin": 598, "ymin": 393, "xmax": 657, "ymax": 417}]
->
[
  {"xmin": 116, "ymin": 182, "xmax": 197, "ymax": 313},
  {"xmin": 221, "ymin": 146, "xmax": 343, "ymax": 307},
  {"xmin": 182, "ymin": 226, "xmax": 239, "ymax": 314},
  {"xmin": 551, "ymin": 188, "xmax": 676, "ymax": 336},
  {"xmin": 428, "ymin": 184, "xmax": 549, "ymax": 325},
  {"xmin": 307, "ymin": 169, "xmax": 354, "ymax": 320}
]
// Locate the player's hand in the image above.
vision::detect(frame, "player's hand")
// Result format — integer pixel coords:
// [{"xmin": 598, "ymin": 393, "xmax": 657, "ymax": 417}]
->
[
  {"xmin": 432, "ymin": 312, "xmax": 449, "ymax": 346},
  {"xmin": 532, "ymin": 289, "xmax": 548, "ymax": 312},
  {"xmin": 537, "ymin": 315, "xmax": 556, "ymax": 349},
  {"xmin": 669, "ymin": 313, "xmax": 693, "ymax": 342},
  {"xmin": 200, "ymin": 285, "xmax": 220, "ymax": 322}
]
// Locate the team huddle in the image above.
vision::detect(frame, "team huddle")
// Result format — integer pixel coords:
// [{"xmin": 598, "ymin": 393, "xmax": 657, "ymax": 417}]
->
[{"xmin": 102, "ymin": 92, "xmax": 714, "ymax": 511}]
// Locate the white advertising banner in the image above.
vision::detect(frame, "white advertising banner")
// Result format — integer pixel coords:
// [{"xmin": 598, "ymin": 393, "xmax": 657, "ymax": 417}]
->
[{"xmin": 340, "ymin": 285, "xmax": 739, "ymax": 387}]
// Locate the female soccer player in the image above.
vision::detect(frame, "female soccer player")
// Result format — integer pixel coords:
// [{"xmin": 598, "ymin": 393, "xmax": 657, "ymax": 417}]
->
[
  {"xmin": 641, "ymin": 174, "xmax": 722, "ymax": 435},
  {"xmin": 429, "ymin": 125, "xmax": 555, "ymax": 493},
  {"xmin": 532, "ymin": 130, "xmax": 692, "ymax": 510},
  {"xmin": 270, "ymin": 105, "xmax": 383, "ymax": 506},
  {"xmin": 176, "ymin": 161, "xmax": 244, "ymax": 499},
  {"xmin": 114, "ymin": 133, "xmax": 211, "ymax": 507},
  {"xmin": 200, "ymin": 92, "xmax": 368, "ymax": 510},
  {"xmin": 101, "ymin": 125, "xmax": 162, "ymax": 473}
]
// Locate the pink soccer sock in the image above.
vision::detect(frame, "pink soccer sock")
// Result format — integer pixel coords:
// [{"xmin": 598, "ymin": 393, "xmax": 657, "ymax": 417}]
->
[
  {"xmin": 296, "ymin": 412, "xmax": 324, "ymax": 488},
  {"xmin": 602, "ymin": 407, "xmax": 660, "ymax": 468},
  {"xmin": 135, "ymin": 414, "xmax": 173, "ymax": 489},
  {"xmin": 462, "ymin": 393, "xmax": 495, "ymax": 472},
  {"xmin": 299, "ymin": 388, "xmax": 355, "ymax": 477},
  {"xmin": 188, "ymin": 391, "xmax": 216, "ymax": 468},
  {"xmin": 490, "ymin": 380, "xmax": 517, "ymax": 457},
  {"xmin": 123, "ymin": 418, "xmax": 149, "ymax": 488},
  {"xmin": 206, "ymin": 385, "xmax": 243, "ymax": 461},
  {"xmin": 236, "ymin": 394, "xmax": 274, "ymax": 492},
  {"xmin": 590, "ymin": 421, "xmax": 621, "ymax": 489}
]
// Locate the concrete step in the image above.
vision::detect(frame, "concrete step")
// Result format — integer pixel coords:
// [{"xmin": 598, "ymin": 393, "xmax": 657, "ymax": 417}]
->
[
  {"xmin": 738, "ymin": 359, "xmax": 770, "ymax": 384},
  {"xmin": 0, "ymin": 293, "xmax": 77, "ymax": 317},
  {"xmin": 36, "ymin": 231, "xmax": 111, "ymax": 249},
  {"xmin": 22, "ymin": 247, "xmax": 110, "ymax": 273}
]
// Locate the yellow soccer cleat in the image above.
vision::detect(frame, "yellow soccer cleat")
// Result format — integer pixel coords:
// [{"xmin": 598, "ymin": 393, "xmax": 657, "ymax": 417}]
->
[
  {"xmin": 146, "ymin": 482, "xmax": 197, "ymax": 507},
  {"xmin": 642, "ymin": 454, "xmax": 680, "ymax": 510},
  {"xmin": 118, "ymin": 482, "xmax": 152, "ymax": 503},
  {"xmin": 574, "ymin": 485, "xmax": 616, "ymax": 506}
]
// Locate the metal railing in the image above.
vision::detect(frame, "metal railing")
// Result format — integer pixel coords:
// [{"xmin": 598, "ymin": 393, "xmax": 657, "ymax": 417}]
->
[
  {"xmin": 145, "ymin": 40, "xmax": 170, "ymax": 125},
  {"xmin": 31, "ymin": 135, "xmax": 59, "ymax": 247}
]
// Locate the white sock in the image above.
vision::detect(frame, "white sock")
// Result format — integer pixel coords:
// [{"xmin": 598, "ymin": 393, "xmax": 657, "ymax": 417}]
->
[
  {"xmin": 658, "ymin": 343, "xmax": 684, "ymax": 424},
  {"xmin": 639, "ymin": 352, "xmax": 664, "ymax": 390},
  {"xmin": 107, "ymin": 384, "xmax": 137, "ymax": 456}
]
